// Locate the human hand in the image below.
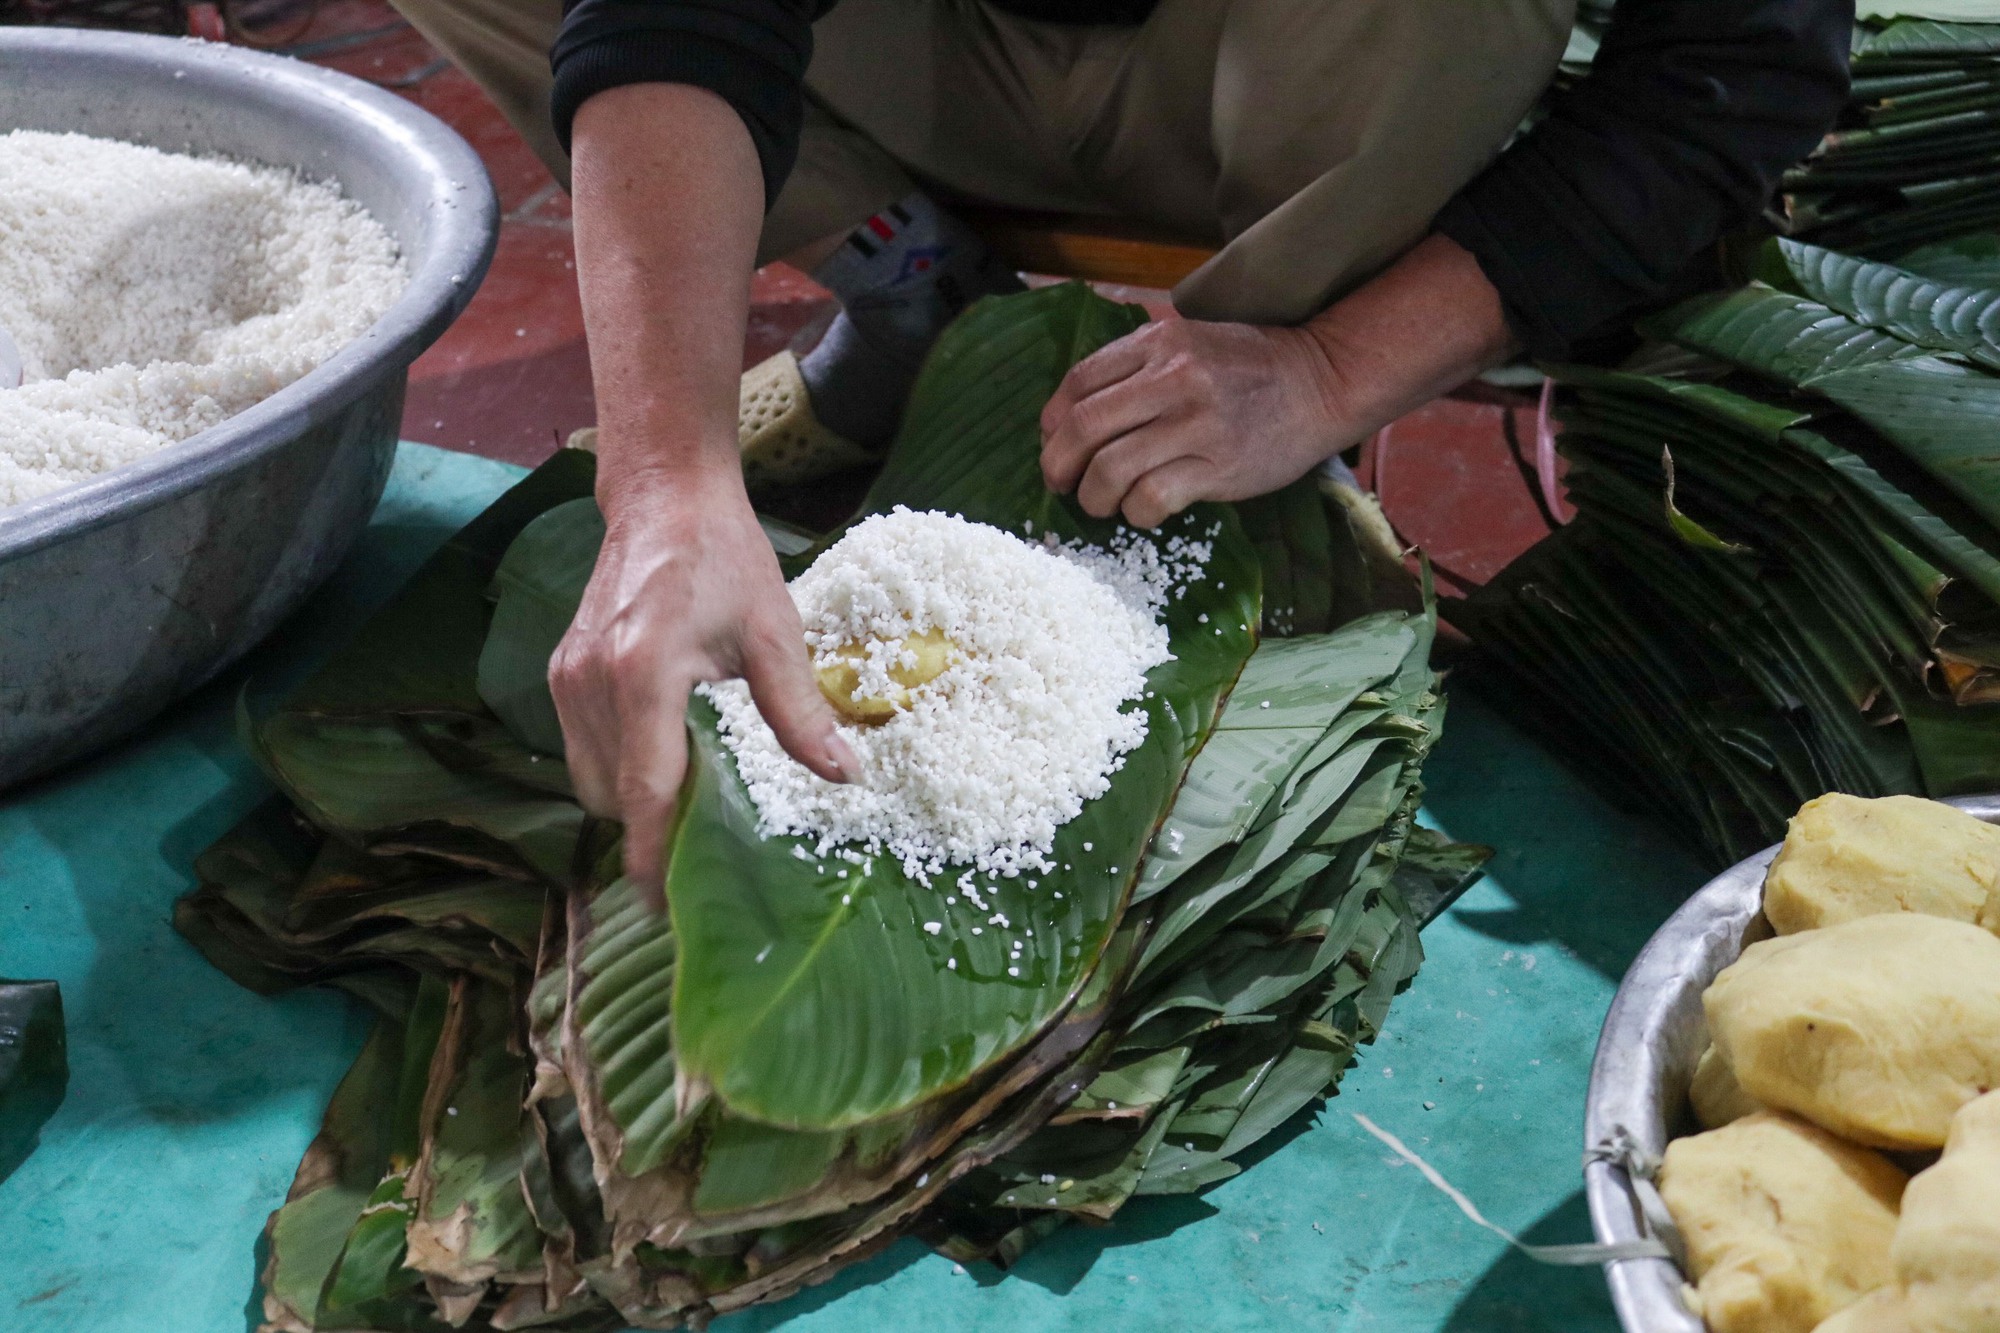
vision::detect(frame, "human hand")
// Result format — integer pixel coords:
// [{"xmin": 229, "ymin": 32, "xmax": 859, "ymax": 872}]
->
[
  {"xmin": 1039, "ymin": 233, "xmax": 1519, "ymax": 529},
  {"xmin": 548, "ymin": 462, "xmax": 856, "ymax": 895},
  {"xmin": 564, "ymin": 84, "xmax": 853, "ymax": 896},
  {"xmin": 1039, "ymin": 318, "xmax": 1351, "ymax": 530}
]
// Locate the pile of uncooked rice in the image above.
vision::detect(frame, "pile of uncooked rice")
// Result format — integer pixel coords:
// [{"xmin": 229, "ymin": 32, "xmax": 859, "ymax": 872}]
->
[
  {"xmin": 0, "ymin": 130, "xmax": 407, "ymax": 508},
  {"xmin": 703, "ymin": 508, "xmax": 1199, "ymax": 882}
]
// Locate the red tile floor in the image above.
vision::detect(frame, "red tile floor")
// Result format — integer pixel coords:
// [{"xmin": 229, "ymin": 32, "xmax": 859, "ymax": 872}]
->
[{"xmin": 269, "ymin": 0, "xmax": 1561, "ymax": 596}]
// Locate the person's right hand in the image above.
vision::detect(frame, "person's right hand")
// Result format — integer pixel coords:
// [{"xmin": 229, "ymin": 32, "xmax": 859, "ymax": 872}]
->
[{"xmin": 548, "ymin": 458, "xmax": 856, "ymax": 897}]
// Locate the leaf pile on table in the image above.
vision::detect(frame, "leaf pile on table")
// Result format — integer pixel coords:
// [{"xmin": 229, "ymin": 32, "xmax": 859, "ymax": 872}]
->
[
  {"xmin": 1783, "ymin": 6, "xmax": 2000, "ymax": 257},
  {"xmin": 175, "ymin": 284, "xmax": 1485, "ymax": 1332},
  {"xmin": 1457, "ymin": 237, "xmax": 2000, "ymax": 865}
]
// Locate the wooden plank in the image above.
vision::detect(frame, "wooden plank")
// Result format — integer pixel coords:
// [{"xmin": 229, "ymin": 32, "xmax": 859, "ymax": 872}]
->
[{"xmin": 962, "ymin": 209, "xmax": 1219, "ymax": 290}]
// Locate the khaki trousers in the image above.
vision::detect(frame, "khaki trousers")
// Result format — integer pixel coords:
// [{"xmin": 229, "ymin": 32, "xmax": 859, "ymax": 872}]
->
[{"xmin": 389, "ymin": 0, "xmax": 1574, "ymax": 322}]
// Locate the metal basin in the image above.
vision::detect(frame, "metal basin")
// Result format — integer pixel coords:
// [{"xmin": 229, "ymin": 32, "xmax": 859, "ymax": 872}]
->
[
  {"xmin": 0, "ymin": 28, "xmax": 497, "ymax": 788},
  {"xmin": 1584, "ymin": 793, "xmax": 2000, "ymax": 1332}
]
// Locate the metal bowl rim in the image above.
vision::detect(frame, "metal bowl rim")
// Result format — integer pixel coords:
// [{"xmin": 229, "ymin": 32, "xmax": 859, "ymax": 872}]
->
[
  {"xmin": 0, "ymin": 28, "xmax": 498, "ymax": 562},
  {"xmin": 1584, "ymin": 791, "xmax": 2000, "ymax": 1333}
]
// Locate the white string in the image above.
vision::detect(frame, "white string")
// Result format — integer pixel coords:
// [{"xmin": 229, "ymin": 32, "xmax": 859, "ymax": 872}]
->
[{"xmin": 1352, "ymin": 1113, "xmax": 1672, "ymax": 1266}]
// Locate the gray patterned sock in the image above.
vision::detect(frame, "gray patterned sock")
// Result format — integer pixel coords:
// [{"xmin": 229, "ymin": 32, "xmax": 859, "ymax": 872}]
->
[{"xmin": 800, "ymin": 194, "xmax": 1025, "ymax": 446}]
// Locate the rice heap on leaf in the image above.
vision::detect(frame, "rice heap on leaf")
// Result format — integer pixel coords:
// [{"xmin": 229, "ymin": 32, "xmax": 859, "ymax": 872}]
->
[
  {"xmin": 176, "ymin": 284, "xmax": 1480, "ymax": 1331},
  {"xmin": 1458, "ymin": 237, "xmax": 2000, "ymax": 864},
  {"xmin": 704, "ymin": 507, "xmax": 1181, "ymax": 885}
]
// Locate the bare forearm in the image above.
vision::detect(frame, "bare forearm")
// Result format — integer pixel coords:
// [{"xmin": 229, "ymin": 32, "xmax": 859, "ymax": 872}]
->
[
  {"xmin": 570, "ymin": 84, "xmax": 765, "ymax": 506},
  {"xmin": 1302, "ymin": 232, "xmax": 1520, "ymax": 438},
  {"xmin": 557, "ymin": 85, "xmax": 847, "ymax": 881}
]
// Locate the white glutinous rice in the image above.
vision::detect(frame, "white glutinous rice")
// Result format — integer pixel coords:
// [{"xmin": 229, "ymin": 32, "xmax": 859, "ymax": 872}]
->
[
  {"xmin": 0, "ymin": 130, "xmax": 408, "ymax": 508},
  {"xmin": 702, "ymin": 508, "xmax": 1202, "ymax": 883}
]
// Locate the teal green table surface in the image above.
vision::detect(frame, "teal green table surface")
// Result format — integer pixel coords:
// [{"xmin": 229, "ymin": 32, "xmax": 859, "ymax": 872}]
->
[{"xmin": 0, "ymin": 443, "xmax": 1708, "ymax": 1333}]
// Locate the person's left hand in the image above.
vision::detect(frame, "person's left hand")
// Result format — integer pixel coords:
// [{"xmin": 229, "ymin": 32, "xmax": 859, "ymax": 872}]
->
[
  {"xmin": 1039, "ymin": 317, "xmax": 1351, "ymax": 530},
  {"xmin": 1038, "ymin": 234, "xmax": 1521, "ymax": 530}
]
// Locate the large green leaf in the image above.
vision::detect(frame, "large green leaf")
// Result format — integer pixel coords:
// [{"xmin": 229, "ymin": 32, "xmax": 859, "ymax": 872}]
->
[
  {"xmin": 1787, "ymin": 419, "xmax": 2000, "ymax": 606},
  {"xmin": 1131, "ymin": 621, "xmax": 1416, "ymax": 902},
  {"xmin": 254, "ymin": 711, "xmax": 586, "ymax": 885},
  {"xmin": 663, "ymin": 285, "xmax": 1262, "ymax": 1131},
  {"xmin": 404, "ymin": 977, "xmax": 543, "ymax": 1287},
  {"xmin": 1856, "ymin": 16, "xmax": 2000, "ymax": 61},
  {"xmin": 261, "ymin": 976, "xmax": 449, "ymax": 1331},
  {"xmin": 1391, "ymin": 825, "xmax": 1489, "ymax": 927},
  {"xmin": 1758, "ymin": 238, "xmax": 2000, "ymax": 369},
  {"xmin": 288, "ymin": 448, "xmax": 597, "ymax": 718},
  {"xmin": 1550, "ymin": 362, "xmax": 1816, "ymax": 440},
  {"xmin": 1856, "ymin": 4, "xmax": 2000, "ymax": 24},
  {"xmin": 852, "ymin": 283, "xmax": 1148, "ymax": 533},
  {"xmin": 478, "ymin": 498, "xmax": 604, "ymax": 757},
  {"xmin": 1236, "ymin": 482, "xmax": 1338, "ymax": 635},
  {"xmin": 567, "ymin": 860, "xmax": 1159, "ymax": 1264},
  {"xmin": 1893, "ymin": 231, "xmax": 2000, "ymax": 285},
  {"xmin": 1640, "ymin": 290, "xmax": 2000, "ymax": 576},
  {"xmin": 1809, "ymin": 354, "xmax": 2000, "ymax": 532},
  {"xmin": 1649, "ymin": 285, "xmax": 1933, "ymax": 381},
  {"xmin": 1558, "ymin": 365, "xmax": 2000, "ymax": 609}
]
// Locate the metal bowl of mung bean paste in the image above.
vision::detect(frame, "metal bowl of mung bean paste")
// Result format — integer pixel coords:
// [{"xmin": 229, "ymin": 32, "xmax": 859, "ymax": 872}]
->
[{"xmin": 1580, "ymin": 792, "xmax": 2000, "ymax": 1332}]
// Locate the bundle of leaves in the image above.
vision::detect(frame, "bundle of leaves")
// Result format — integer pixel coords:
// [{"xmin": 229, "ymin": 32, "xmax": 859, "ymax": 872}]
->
[
  {"xmin": 1782, "ymin": 6, "xmax": 2000, "ymax": 255},
  {"xmin": 1458, "ymin": 238, "xmax": 2000, "ymax": 864},
  {"xmin": 1553, "ymin": 4, "xmax": 2000, "ymax": 258},
  {"xmin": 176, "ymin": 284, "xmax": 1484, "ymax": 1332}
]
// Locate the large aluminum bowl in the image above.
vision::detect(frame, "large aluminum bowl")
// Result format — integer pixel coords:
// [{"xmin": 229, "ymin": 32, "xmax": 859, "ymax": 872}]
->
[
  {"xmin": 0, "ymin": 28, "xmax": 497, "ymax": 788},
  {"xmin": 1584, "ymin": 792, "xmax": 2000, "ymax": 1332}
]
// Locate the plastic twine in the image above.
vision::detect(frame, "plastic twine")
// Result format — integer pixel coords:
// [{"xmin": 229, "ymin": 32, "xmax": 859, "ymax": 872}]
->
[
  {"xmin": 1535, "ymin": 377, "xmax": 1568, "ymax": 524},
  {"xmin": 1352, "ymin": 1114, "xmax": 1674, "ymax": 1266},
  {"xmin": 1583, "ymin": 1125, "xmax": 1688, "ymax": 1270},
  {"xmin": 1368, "ymin": 423, "xmax": 1394, "ymax": 505}
]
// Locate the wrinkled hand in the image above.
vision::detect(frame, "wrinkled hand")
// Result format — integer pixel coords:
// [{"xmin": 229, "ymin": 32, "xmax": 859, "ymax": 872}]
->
[
  {"xmin": 1039, "ymin": 318, "xmax": 1354, "ymax": 529},
  {"xmin": 549, "ymin": 463, "xmax": 855, "ymax": 895}
]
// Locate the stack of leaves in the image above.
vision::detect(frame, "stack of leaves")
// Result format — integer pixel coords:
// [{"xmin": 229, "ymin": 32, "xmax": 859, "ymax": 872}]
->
[
  {"xmin": 1458, "ymin": 237, "xmax": 2000, "ymax": 864},
  {"xmin": 176, "ymin": 284, "xmax": 1483, "ymax": 1332},
  {"xmin": 1780, "ymin": 4, "xmax": 2000, "ymax": 255},
  {"xmin": 1554, "ymin": 3, "xmax": 2000, "ymax": 258}
]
